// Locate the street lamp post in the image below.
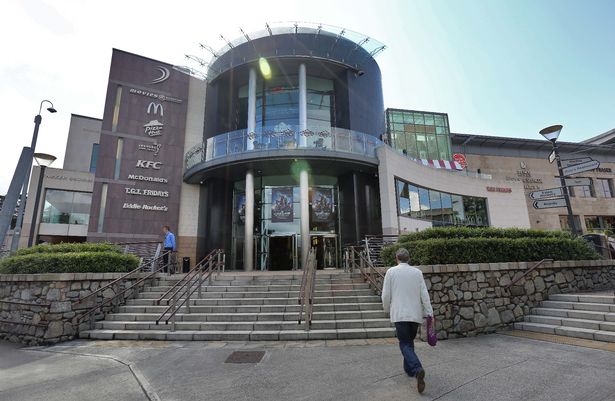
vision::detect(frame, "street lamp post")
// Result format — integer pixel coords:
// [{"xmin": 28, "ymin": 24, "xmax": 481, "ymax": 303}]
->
[
  {"xmin": 539, "ymin": 125, "xmax": 579, "ymax": 236},
  {"xmin": 27, "ymin": 153, "xmax": 56, "ymax": 247},
  {"xmin": 10, "ymin": 100, "xmax": 57, "ymax": 251}
]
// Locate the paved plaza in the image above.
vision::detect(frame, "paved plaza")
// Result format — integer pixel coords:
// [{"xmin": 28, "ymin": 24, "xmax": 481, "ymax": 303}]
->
[{"xmin": 1, "ymin": 333, "xmax": 615, "ymax": 401}]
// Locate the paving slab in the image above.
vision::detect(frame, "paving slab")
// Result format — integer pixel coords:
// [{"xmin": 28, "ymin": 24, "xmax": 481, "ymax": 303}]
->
[{"xmin": 3, "ymin": 334, "xmax": 615, "ymax": 401}]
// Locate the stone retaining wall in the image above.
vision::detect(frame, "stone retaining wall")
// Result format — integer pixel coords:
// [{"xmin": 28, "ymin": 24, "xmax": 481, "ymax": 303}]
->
[
  {"xmin": 415, "ymin": 259, "xmax": 615, "ymax": 339},
  {"xmin": 0, "ymin": 273, "xmax": 157, "ymax": 345}
]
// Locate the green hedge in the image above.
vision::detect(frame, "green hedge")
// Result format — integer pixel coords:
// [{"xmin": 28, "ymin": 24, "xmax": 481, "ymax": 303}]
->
[
  {"xmin": 0, "ymin": 252, "xmax": 139, "ymax": 274},
  {"xmin": 397, "ymin": 227, "xmax": 572, "ymax": 242},
  {"xmin": 15, "ymin": 243, "xmax": 121, "ymax": 256},
  {"xmin": 382, "ymin": 228, "xmax": 600, "ymax": 266}
]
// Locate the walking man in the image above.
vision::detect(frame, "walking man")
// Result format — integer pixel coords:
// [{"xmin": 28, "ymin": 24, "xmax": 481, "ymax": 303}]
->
[
  {"xmin": 382, "ymin": 248, "xmax": 433, "ymax": 393},
  {"xmin": 162, "ymin": 225, "xmax": 176, "ymax": 273}
]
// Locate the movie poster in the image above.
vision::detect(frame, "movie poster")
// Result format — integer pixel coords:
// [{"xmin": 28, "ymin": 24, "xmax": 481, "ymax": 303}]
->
[
  {"xmin": 236, "ymin": 193, "xmax": 246, "ymax": 225},
  {"xmin": 271, "ymin": 187, "xmax": 294, "ymax": 222},
  {"xmin": 311, "ymin": 188, "xmax": 334, "ymax": 222}
]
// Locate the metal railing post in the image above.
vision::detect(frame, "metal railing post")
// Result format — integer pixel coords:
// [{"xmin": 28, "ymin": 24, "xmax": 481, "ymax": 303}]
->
[
  {"xmin": 186, "ymin": 279, "xmax": 191, "ymax": 314},
  {"xmin": 208, "ymin": 257, "xmax": 214, "ymax": 285},
  {"xmin": 198, "ymin": 262, "xmax": 203, "ymax": 298}
]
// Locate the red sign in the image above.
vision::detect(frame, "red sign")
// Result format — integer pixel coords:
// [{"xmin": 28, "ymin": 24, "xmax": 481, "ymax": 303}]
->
[{"xmin": 453, "ymin": 153, "xmax": 467, "ymax": 169}]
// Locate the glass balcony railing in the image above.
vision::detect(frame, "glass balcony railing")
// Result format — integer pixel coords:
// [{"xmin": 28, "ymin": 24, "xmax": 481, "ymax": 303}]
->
[{"xmin": 185, "ymin": 125, "xmax": 384, "ymax": 170}]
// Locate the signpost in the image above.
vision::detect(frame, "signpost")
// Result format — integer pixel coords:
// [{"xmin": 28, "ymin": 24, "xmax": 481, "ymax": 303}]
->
[
  {"xmin": 562, "ymin": 160, "xmax": 600, "ymax": 177},
  {"xmin": 548, "ymin": 149, "xmax": 556, "ymax": 164},
  {"xmin": 564, "ymin": 177, "xmax": 592, "ymax": 187},
  {"xmin": 533, "ymin": 198, "xmax": 567, "ymax": 209},
  {"xmin": 561, "ymin": 157, "xmax": 593, "ymax": 169},
  {"xmin": 529, "ymin": 187, "xmax": 564, "ymax": 200}
]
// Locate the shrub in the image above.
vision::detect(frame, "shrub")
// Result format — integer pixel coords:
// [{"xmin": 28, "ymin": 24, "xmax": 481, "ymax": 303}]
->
[
  {"xmin": 0, "ymin": 252, "xmax": 139, "ymax": 274},
  {"xmin": 397, "ymin": 227, "xmax": 572, "ymax": 243},
  {"xmin": 15, "ymin": 242, "xmax": 121, "ymax": 256},
  {"xmin": 382, "ymin": 228, "xmax": 600, "ymax": 266}
]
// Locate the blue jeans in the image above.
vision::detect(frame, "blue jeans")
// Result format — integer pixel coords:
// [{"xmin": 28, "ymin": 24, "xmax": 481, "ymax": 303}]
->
[{"xmin": 395, "ymin": 321, "xmax": 423, "ymax": 377}]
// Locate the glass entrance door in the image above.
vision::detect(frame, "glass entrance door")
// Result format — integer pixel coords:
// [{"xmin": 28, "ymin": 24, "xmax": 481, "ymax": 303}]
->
[
  {"xmin": 268, "ymin": 234, "xmax": 297, "ymax": 271},
  {"xmin": 310, "ymin": 234, "xmax": 338, "ymax": 269}
]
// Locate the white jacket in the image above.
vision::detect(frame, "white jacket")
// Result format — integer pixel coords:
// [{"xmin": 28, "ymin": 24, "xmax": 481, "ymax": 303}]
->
[{"xmin": 381, "ymin": 263, "xmax": 433, "ymax": 323}]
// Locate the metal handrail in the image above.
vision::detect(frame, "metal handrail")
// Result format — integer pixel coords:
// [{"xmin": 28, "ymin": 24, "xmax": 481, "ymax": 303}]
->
[
  {"xmin": 155, "ymin": 249, "xmax": 225, "ymax": 331},
  {"xmin": 506, "ymin": 259, "xmax": 554, "ymax": 289},
  {"xmin": 76, "ymin": 251, "xmax": 171, "ymax": 324},
  {"xmin": 74, "ymin": 251, "xmax": 169, "ymax": 305},
  {"xmin": 298, "ymin": 248, "xmax": 316, "ymax": 326},
  {"xmin": 154, "ymin": 250, "xmax": 216, "ymax": 305},
  {"xmin": 346, "ymin": 245, "xmax": 385, "ymax": 294}
]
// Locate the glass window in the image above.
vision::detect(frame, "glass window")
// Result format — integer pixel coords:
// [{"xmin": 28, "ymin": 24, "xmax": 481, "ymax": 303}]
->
[
  {"xmin": 463, "ymin": 197, "xmax": 477, "ymax": 226},
  {"xmin": 578, "ymin": 181, "xmax": 594, "ymax": 198},
  {"xmin": 596, "ymin": 179, "xmax": 613, "ymax": 198},
  {"xmin": 429, "ymin": 190, "xmax": 442, "ymax": 222},
  {"xmin": 437, "ymin": 135, "xmax": 451, "ymax": 160},
  {"xmin": 426, "ymin": 134, "xmax": 439, "ymax": 160},
  {"xmin": 451, "ymin": 195, "xmax": 465, "ymax": 225},
  {"xmin": 386, "ymin": 110, "xmax": 453, "ymax": 161},
  {"xmin": 424, "ymin": 114, "xmax": 435, "ymax": 126},
  {"xmin": 559, "ymin": 215, "xmax": 582, "ymax": 232},
  {"xmin": 89, "ymin": 143, "xmax": 99, "ymax": 173},
  {"xmin": 394, "ymin": 178, "xmax": 488, "ymax": 227},
  {"xmin": 418, "ymin": 187, "xmax": 430, "ymax": 218},
  {"xmin": 41, "ymin": 190, "xmax": 92, "ymax": 225},
  {"xmin": 408, "ymin": 184, "xmax": 420, "ymax": 218},
  {"xmin": 440, "ymin": 193, "xmax": 453, "ymax": 225},
  {"xmin": 416, "ymin": 134, "xmax": 428, "ymax": 159},
  {"xmin": 475, "ymin": 198, "xmax": 489, "ymax": 226},
  {"xmin": 307, "ymin": 76, "xmax": 334, "ymax": 129}
]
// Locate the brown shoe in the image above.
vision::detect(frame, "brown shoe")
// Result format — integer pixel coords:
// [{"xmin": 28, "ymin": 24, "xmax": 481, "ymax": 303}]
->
[{"xmin": 416, "ymin": 369, "xmax": 426, "ymax": 393}]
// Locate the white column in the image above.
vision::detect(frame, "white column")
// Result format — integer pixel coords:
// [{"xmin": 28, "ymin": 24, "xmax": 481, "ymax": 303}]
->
[
  {"xmin": 298, "ymin": 63, "xmax": 307, "ymax": 147},
  {"xmin": 247, "ymin": 68, "xmax": 257, "ymax": 150},
  {"xmin": 300, "ymin": 169, "xmax": 310, "ymax": 269},
  {"xmin": 244, "ymin": 170, "xmax": 255, "ymax": 271}
]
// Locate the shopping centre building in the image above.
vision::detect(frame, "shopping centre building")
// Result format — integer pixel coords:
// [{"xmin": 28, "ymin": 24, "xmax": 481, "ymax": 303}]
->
[{"xmin": 14, "ymin": 24, "xmax": 615, "ymax": 270}]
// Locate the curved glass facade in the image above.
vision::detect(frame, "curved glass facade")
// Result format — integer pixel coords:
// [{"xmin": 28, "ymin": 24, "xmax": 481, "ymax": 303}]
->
[
  {"xmin": 395, "ymin": 178, "xmax": 489, "ymax": 227},
  {"xmin": 185, "ymin": 126, "xmax": 382, "ymax": 169},
  {"xmin": 238, "ymin": 75, "xmax": 334, "ymax": 131}
]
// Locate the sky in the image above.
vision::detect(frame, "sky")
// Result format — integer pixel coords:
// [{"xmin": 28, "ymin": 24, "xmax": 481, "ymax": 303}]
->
[{"xmin": 1, "ymin": 0, "xmax": 614, "ymax": 193}]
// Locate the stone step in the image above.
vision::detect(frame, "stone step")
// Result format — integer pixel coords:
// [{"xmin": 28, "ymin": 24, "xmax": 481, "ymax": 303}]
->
[
  {"xmin": 514, "ymin": 322, "xmax": 615, "ymax": 343},
  {"xmin": 104, "ymin": 310, "xmax": 387, "ymax": 322},
  {"xmin": 135, "ymin": 289, "xmax": 376, "ymax": 298},
  {"xmin": 118, "ymin": 302, "xmax": 383, "ymax": 314},
  {"xmin": 531, "ymin": 307, "xmax": 615, "ymax": 322},
  {"xmin": 95, "ymin": 318, "xmax": 393, "ymax": 331},
  {"xmin": 143, "ymin": 283, "xmax": 372, "ymax": 292},
  {"xmin": 134, "ymin": 295, "xmax": 382, "ymax": 305},
  {"xmin": 540, "ymin": 300, "xmax": 615, "ymax": 313},
  {"xmin": 526, "ymin": 315, "xmax": 615, "ymax": 332},
  {"xmin": 548, "ymin": 293, "xmax": 615, "ymax": 304},
  {"xmin": 79, "ymin": 327, "xmax": 396, "ymax": 341}
]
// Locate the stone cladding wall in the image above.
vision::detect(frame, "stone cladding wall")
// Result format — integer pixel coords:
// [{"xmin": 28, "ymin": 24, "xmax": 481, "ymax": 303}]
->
[{"xmin": 0, "ymin": 273, "xmax": 155, "ymax": 345}]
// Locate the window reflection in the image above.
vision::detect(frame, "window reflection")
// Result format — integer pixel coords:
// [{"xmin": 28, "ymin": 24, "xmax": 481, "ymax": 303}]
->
[
  {"xmin": 395, "ymin": 178, "xmax": 489, "ymax": 227},
  {"xmin": 41, "ymin": 190, "xmax": 92, "ymax": 225}
]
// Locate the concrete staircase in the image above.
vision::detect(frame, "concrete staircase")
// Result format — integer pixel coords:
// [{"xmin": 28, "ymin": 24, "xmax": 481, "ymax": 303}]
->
[
  {"xmin": 514, "ymin": 292, "xmax": 615, "ymax": 343},
  {"xmin": 80, "ymin": 271, "xmax": 395, "ymax": 341}
]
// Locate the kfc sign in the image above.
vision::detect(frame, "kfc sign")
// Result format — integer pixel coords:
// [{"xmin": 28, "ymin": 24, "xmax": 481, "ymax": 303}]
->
[{"xmin": 136, "ymin": 160, "xmax": 163, "ymax": 170}]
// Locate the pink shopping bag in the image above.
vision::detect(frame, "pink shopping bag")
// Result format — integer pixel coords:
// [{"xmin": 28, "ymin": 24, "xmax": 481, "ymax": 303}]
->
[{"xmin": 425, "ymin": 316, "xmax": 437, "ymax": 347}]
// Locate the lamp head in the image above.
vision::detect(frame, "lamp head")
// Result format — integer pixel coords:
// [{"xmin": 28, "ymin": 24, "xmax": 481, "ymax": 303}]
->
[
  {"xmin": 33, "ymin": 153, "xmax": 57, "ymax": 168},
  {"xmin": 47, "ymin": 107, "xmax": 57, "ymax": 113},
  {"xmin": 539, "ymin": 125, "xmax": 562, "ymax": 143}
]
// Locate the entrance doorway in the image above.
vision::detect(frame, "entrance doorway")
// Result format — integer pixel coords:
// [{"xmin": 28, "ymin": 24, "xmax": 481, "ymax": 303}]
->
[
  {"xmin": 268, "ymin": 234, "xmax": 296, "ymax": 270},
  {"xmin": 310, "ymin": 234, "xmax": 338, "ymax": 269}
]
